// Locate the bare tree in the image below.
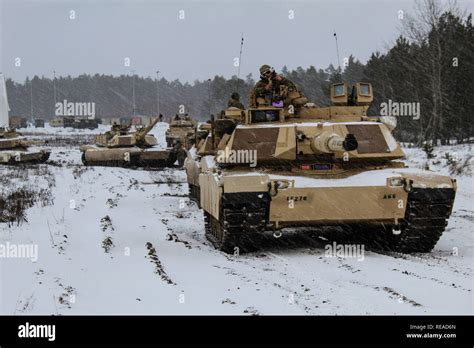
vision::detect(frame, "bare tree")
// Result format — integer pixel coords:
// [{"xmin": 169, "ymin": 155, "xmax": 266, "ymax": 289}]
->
[{"xmin": 402, "ymin": 0, "xmax": 462, "ymax": 144}]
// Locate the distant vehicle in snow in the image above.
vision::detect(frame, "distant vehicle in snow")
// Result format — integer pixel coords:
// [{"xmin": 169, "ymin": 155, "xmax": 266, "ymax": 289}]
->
[
  {"xmin": 80, "ymin": 116, "xmax": 186, "ymax": 168},
  {"xmin": 0, "ymin": 128, "xmax": 50, "ymax": 164}
]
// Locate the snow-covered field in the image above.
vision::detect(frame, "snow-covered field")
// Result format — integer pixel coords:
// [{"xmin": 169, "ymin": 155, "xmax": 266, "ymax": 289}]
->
[{"xmin": 0, "ymin": 126, "xmax": 472, "ymax": 315}]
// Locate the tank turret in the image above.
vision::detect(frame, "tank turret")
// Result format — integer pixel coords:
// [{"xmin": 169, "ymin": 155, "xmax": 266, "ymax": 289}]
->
[{"xmin": 95, "ymin": 117, "xmax": 159, "ymax": 149}]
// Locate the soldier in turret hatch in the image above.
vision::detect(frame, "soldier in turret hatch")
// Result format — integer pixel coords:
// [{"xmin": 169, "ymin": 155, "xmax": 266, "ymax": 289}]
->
[
  {"xmin": 227, "ymin": 92, "xmax": 245, "ymax": 109},
  {"xmin": 250, "ymin": 64, "xmax": 299, "ymax": 107},
  {"xmin": 173, "ymin": 140, "xmax": 186, "ymax": 167}
]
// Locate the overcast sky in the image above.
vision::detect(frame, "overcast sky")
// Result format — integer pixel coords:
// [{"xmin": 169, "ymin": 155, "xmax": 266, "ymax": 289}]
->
[{"xmin": 1, "ymin": 0, "xmax": 472, "ymax": 83}]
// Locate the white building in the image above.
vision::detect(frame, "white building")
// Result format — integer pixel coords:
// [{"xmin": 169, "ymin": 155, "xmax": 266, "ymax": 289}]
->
[{"xmin": 0, "ymin": 73, "xmax": 10, "ymax": 128}]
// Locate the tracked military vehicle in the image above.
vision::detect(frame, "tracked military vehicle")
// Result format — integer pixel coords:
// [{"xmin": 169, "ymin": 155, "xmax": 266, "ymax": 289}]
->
[
  {"xmin": 165, "ymin": 115, "xmax": 198, "ymax": 149},
  {"xmin": 0, "ymin": 128, "xmax": 50, "ymax": 164},
  {"xmin": 80, "ymin": 117, "xmax": 186, "ymax": 168},
  {"xmin": 185, "ymin": 82, "xmax": 457, "ymax": 253}
]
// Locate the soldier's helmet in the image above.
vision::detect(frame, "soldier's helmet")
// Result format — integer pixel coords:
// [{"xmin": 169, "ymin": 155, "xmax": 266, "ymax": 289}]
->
[
  {"xmin": 231, "ymin": 92, "xmax": 240, "ymax": 100},
  {"xmin": 259, "ymin": 64, "xmax": 273, "ymax": 77}
]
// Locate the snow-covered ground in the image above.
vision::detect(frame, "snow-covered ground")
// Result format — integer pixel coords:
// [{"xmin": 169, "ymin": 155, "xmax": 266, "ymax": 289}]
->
[{"xmin": 0, "ymin": 128, "xmax": 472, "ymax": 315}]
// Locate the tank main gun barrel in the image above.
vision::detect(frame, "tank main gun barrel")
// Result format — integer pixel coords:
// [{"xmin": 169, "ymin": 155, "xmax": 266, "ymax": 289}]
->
[
  {"xmin": 311, "ymin": 132, "xmax": 358, "ymax": 153},
  {"xmin": 136, "ymin": 117, "xmax": 160, "ymax": 139}
]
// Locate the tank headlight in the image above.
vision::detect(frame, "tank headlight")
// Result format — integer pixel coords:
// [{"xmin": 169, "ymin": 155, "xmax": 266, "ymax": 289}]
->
[
  {"xmin": 269, "ymin": 180, "xmax": 292, "ymax": 196},
  {"xmin": 274, "ymin": 180, "xmax": 290, "ymax": 190},
  {"xmin": 388, "ymin": 177, "xmax": 404, "ymax": 187},
  {"xmin": 404, "ymin": 179, "xmax": 413, "ymax": 192}
]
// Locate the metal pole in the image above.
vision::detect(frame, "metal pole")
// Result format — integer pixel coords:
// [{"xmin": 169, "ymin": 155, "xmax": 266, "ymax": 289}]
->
[
  {"xmin": 207, "ymin": 78, "xmax": 212, "ymax": 117},
  {"xmin": 53, "ymin": 70, "xmax": 57, "ymax": 104},
  {"xmin": 156, "ymin": 70, "xmax": 160, "ymax": 117},
  {"xmin": 30, "ymin": 78, "xmax": 34, "ymax": 122},
  {"xmin": 131, "ymin": 70, "xmax": 136, "ymax": 117}
]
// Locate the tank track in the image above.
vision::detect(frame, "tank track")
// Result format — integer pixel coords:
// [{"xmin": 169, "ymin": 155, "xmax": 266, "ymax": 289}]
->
[
  {"xmin": 202, "ymin": 188, "xmax": 455, "ymax": 254},
  {"xmin": 204, "ymin": 194, "xmax": 269, "ymax": 253},
  {"xmin": 188, "ymin": 184, "xmax": 201, "ymax": 207},
  {"xmin": 81, "ymin": 152, "xmax": 140, "ymax": 167},
  {"xmin": 39, "ymin": 152, "xmax": 51, "ymax": 164},
  {"xmin": 3, "ymin": 151, "xmax": 50, "ymax": 165},
  {"xmin": 389, "ymin": 188, "xmax": 455, "ymax": 252},
  {"xmin": 81, "ymin": 152, "xmax": 177, "ymax": 168},
  {"xmin": 337, "ymin": 188, "xmax": 456, "ymax": 253}
]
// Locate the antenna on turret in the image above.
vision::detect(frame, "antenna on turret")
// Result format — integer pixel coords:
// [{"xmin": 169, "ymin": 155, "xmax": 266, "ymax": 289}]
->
[
  {"xmin": 207, "ymin": 78, "xmax": 212, "ymax": 117},
  {"xmin": 333, "ymin": 31, "xmax": 341, "ymax": 71},
  {"xmin": 236, "ymin": 33, "xmax": 244, "ymax": 93}
]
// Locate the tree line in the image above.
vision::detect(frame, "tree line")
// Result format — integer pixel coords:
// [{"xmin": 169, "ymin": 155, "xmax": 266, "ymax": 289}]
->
[{"xmin": 6, "ymin": 0, "xmax": 472, "ymax": 144}]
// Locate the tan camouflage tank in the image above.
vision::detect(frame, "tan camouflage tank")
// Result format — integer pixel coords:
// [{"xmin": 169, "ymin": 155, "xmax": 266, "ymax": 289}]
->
[
  {"xmin": 165, "ymin": 115, "xmax": 198, "ymax": 150},
  {"xmin": 185, "ymin": 82, "xmax": 457, "ymax": 254},
  {"xmin": 0, "ymin": 128, "xmax": 50, "ymax": 164},
  {"xmin": 80, "ymin": 117, "xmax": 186, "ymax": 168}
]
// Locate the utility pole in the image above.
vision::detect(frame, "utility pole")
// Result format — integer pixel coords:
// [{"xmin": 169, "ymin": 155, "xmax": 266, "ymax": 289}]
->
[
  {"xmin": 131, "ymin": 70, "xmax": 136, "ymax": 117},
  {"xmin": 156, "ymin": 70, "xmax": 160, "ymax": 117},
  {"xmin": 207, "ymin": 78, "xmax": 212, "ymax": 117},
  {"xmin": 52, "ymin": 70, "xmax": 57, "ymax": 104},
  {"xmin": 30, "ymin": 77, "xmax": 34, "ymax": 123}
]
